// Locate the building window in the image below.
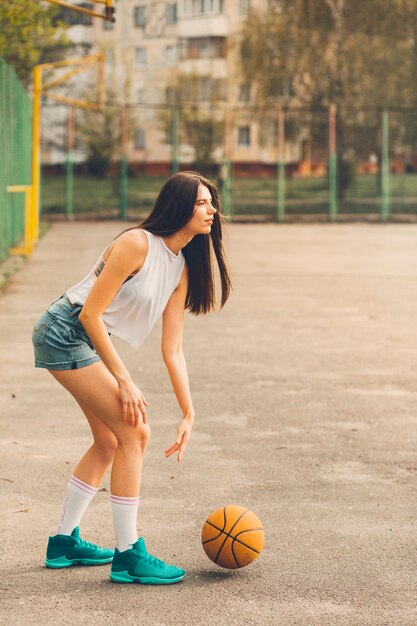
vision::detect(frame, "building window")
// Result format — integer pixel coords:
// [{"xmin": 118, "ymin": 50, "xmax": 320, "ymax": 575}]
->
[
  {"xmin": 134, "ymin": 129, "xmax": 146, "ymax": 150},
  {"xmin": 197, "ymin": 77, "xmax": 227, "ymax": 101},
  {"xmin": 137, "ymin": 88, "xmax": 145, "ymax": 103},
  {"xmin": 135, "ymin": 47, "xmax": 147, "ymax": 68},
  {"xmin": 104, "ymin": 48, "xmax": 115, "ymax": 66},
  {"xmin": 199, "ymin": 79, "xmax": 211, "ymax": 101},
  {"xmin": 269, "ymin": 0, "xmax": 284, "ymax": 13},
  {"xmin": 183, "ymin": 37, "xmax": 226, "ymax": 60},
  {"xmin": 182, "ymin": 0, "xmax": 223, "ymax": 14},
  {"xmin": 166, "ymin": 3, "xmax": 177, "ymax": 24},
  {"xmin": 238, "ymin": 83, "xmax": 250, "ymax": 103},
  {"xmin": 165, "ymin": 86, "xmax": 177, "ymax": 104},
  {"xmin": 238, "ymin": 126, "xmax": 250, "ymax": 146},
  {"xmin": 103, "ymin": 17, "xmax": 114, "ymax": 30},
  {"xmin": 165, "ymin": 45, "xmax": 179, "ymax": 66},
  {"xmin": 217, "ymin": 78, "xmax": 227, "ymax": 100},
  {"xmin": 239, "ymin": 0, "xmax": 251, "ymax": 17},
  {"xmin": 60, "ymin": 2, "xmax": 93, "ymax": 26},
  {"xmin": 165, "ymin": 124, "xmax": 173, "ymax": 145},
  {"xmin": 259, "ymin": 118, "xmax": 278, "ymax": 147},
  {"xmin": 134, "ymin": 5, "xmax": 147, "ymax": 28}
]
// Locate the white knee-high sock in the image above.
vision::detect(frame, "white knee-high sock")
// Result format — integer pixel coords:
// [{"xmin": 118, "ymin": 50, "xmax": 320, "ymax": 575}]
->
[
  {"xmin": 56, "ymin": 475, "xmax": 98, "ymax": 536},
  {"xmin": 110, "ymin": 494, "xmax": 140, "ymax": 552}
]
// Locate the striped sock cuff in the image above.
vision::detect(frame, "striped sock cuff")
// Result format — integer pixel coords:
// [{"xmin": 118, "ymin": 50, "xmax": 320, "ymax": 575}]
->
[
  {"xmin": 70, "ymin": 475, "xmax": 98, "ymax": 496},
  {"xmin": 110, "ymin": 494, "xmax": 140, "ymax": 507}
]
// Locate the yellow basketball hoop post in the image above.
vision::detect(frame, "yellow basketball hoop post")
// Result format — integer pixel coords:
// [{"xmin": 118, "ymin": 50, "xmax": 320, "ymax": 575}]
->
[
  {"xmin": 7, "ymin": 186, "xmax": 34, "ymax": 256},
  {"xmin": 31, "ymin": 53, "xmax": 105, "ymax": 242}
]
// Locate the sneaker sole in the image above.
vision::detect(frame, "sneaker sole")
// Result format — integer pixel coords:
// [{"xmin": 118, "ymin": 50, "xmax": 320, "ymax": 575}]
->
[
  {"xmin": 45, "ymin": 556, "xmax": 114, "ymax": 568},
  {"xmin": 110, "ymin": 571, "xmax": 185, "ymax": 585}
]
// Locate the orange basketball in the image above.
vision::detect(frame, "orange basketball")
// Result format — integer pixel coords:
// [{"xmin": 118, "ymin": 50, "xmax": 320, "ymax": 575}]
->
[{"xmin": 201, "ymin": 505, "xmax": 265, "ymax": 569}]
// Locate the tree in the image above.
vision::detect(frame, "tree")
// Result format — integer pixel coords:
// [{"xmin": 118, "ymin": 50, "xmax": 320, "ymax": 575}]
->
[
  {"xmin": 160, "ymin": 72, "xmax": 224, "ymax": 173},
  {"xmin": 78, "ymin": 100, "xmax": 120, "ymax": 178},
  {"xmin": 77, "ymin": 83, "xmax": 142, "ymax": 179},
  {"xmin": 0, "ymin": 0, "xmax": 70, "ymax": 86},
  {"xmin": 239, "ymin": 0, "xmax": 417, "ymax": 196},
  {"xmin": 243, "ymin": 0, "xmax": 416, "ymax": 110}
]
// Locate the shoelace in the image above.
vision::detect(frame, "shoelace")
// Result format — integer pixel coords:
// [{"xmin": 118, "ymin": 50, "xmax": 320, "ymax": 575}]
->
[
  {"xmin": 142, "ymin": 553, "xmax": 166, "ymax": 569},
  {"xmin": 77, "ymin": 537, "xmax": 99, "ymax": 550}
]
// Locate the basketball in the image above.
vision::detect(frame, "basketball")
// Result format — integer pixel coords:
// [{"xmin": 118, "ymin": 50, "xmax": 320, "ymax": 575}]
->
[{"xmin": 201, "ymin": 505, "xmax": 264, "ymax": 569}]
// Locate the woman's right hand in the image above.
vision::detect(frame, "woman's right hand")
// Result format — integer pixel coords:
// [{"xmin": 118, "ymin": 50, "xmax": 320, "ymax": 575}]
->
[{"xmin": 117, "ymin": 377, "xmax": 149, "ymax": 426}]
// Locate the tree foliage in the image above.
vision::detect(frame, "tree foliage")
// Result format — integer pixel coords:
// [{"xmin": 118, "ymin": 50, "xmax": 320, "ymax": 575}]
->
[
  {"xmin": 78, "ymin": 101, "xmax": 120, "ymax": 178},
  {"xmin": 241, "ymin": 0, "xmax": 416, "ymax": 110},
  {"xmin": 0, "ymin": 0, "xmax": 70, "ymax": 85},
  {"xmin": 239, "ymin": 0, "xmax": 417, "ymax": 196},
  {"xmin": 160, "ymin": 72, "xmax": 224, "ymax": 172}
]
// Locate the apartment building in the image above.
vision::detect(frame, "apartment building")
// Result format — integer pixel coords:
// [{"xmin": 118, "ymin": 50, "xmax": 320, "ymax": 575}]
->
[{"xmin": 46, "ymin": 0, "xmax": 289, "ymax": 171}]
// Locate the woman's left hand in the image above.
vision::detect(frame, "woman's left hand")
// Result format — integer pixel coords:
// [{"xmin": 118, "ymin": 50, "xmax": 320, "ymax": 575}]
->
[{"xmin": 165, "ymin": 417, "xmax": 193, "ymax": 463}]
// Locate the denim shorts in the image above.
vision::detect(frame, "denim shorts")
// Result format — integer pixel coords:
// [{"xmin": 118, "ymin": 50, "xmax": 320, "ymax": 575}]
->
[{"xmin": 32, "ymin": 294, "xmax": 103, "ymax": 371}]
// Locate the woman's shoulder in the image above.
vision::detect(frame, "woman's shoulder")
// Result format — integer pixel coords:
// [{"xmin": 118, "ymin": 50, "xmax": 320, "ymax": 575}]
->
[
  {"xmin": 116, "ymin": 228, "xmax": 149, "ymax": 248},
  {"xmin": 123, "ymin": 228, "xmax": 149, "ymax": 247},
  {"xmin": 104, "ymin": 228, "xmax": 149, "ymax": 262}
]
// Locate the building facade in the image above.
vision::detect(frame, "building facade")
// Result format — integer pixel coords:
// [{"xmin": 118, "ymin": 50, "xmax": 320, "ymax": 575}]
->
[{"xmin": 45, "ymin": 0, "xmax": 298, "ymax": 171}]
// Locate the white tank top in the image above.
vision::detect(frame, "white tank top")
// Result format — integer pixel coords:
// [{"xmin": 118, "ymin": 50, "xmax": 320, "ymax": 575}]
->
[{"xmin": 65, "ymin": 229, "xmax": 185, "ymax": 350}]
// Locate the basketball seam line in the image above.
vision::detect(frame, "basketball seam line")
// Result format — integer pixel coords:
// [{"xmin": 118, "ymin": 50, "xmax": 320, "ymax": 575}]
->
[
  {"xmin": 203, "ymin": 520, "xmax": 263, "ymax": 555},
  {"xmin": 214, "ymin": 508, "xmax": 248, "ymax": 566},
  {"xmin": 230, "ymin": 537, "xmax": 241, "ymax": 569}
]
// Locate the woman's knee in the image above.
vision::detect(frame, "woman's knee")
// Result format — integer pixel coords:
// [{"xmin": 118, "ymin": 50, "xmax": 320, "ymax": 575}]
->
[
  {"xmin": 117, "ymin": 422, "xmax": 151, "ymax": 450},
  {"xmin": 93, "ymin": 432, "xmax": 118, "ymax": 464}
]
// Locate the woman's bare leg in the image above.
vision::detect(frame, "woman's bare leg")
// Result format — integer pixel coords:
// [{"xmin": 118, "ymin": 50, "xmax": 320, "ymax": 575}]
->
[
  {"xmin": 70, "ymin": 405, "xmax": 118, "ymax": 488},
  {"xmin": 48, "ymin": 360, "xmax": 150, "ymax": 496}
]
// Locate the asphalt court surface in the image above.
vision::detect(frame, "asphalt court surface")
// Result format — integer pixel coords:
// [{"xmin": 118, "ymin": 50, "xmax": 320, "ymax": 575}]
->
[{"xmin": 1, "ymin": 221, "xmax": 417, "ymax": 625}]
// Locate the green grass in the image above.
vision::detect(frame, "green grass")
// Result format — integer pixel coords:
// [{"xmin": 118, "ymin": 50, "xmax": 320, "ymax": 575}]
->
[
  {"xmin": 41, "ymin": 172, "xmax": 417, "ymax": 218},
  {"xmin": 41, "ymin": 174, "xmax": 167, "ymax": 216}
]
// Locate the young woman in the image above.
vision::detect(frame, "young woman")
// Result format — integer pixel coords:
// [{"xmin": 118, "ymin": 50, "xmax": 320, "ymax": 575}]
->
[{"xmin": 32, "ymin": 171, "xmax": 232, "ymax": 585}]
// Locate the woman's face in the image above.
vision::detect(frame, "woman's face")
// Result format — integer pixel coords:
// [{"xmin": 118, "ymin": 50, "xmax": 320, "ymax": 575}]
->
[{"xmin": 187, "ymin": 184, "xmax": 217, "ymax": 234}]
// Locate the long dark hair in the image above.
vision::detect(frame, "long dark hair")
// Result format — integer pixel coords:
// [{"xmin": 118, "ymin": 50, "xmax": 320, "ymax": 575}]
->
[{"xmin": 114, "ymin": 171, "xmax": 232, "ymax": 315}]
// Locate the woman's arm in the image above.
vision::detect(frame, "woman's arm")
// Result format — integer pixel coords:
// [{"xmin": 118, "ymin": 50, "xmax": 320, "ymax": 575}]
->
[
  {"xmin": 78, "ymin": 230, "xmax": 149, "ymax": 425},
  {"xmin": 161, "ymin": 265, "xmax": 194, "ymax": 462}
]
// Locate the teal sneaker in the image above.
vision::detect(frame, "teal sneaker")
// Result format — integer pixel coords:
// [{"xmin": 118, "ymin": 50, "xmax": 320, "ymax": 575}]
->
[
  {"xmin": 45, "ymin": 526, "xmax": 114, "ymax": 568},
  {"xmin": 110, "ymin": 537, "xmax": 185, "ymax": 585}
]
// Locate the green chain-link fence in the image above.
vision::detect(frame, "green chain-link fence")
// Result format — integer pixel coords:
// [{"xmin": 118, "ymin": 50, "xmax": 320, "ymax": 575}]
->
[
  {"xmin": 40, "ymin": 103, "xmax": 417, "ymax": 221},
  {"xmin": 0, "ymin": 58, "xmax": 32, "ymax": 262}
]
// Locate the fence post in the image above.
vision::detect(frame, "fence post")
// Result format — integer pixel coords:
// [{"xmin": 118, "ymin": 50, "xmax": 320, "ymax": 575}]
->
[
  {"xmin": 276, "ymin": 109, "xmax": 286, "ymax": 222},
  {"xmin": 381, "ymin": 110, "xmax": 390, "ymax": 221},
  {"xmin": 65, "ymin": 106, "xmax": 75, "ymax": 220},
  {"xmin": 221, "ymin": 159, "xmax": 232, "ymax": 217},
  {"xmin": 119, "ymin": 105, "xmax": 128, "ymax": 220},
  {"xmin": 221, "ymin": 106, "xmax": 232, "ymax": 217},
  {"xmin": 328, "ymin": 104, "xmax": 338, "ymax": 221},
  {"xmin": 172, "ymin": 103, "xmax": 179, "ymax": 174}
]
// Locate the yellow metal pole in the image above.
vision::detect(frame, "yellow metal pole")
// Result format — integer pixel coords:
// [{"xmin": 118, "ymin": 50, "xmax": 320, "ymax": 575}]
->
[
  {"xmin": 45, "ymin": 93, "xmax": 103, "ymax": 109},
  {"xmin": 97, "ymin": 52, "xmax": 105, "ymax": 108},
  {"xmin": 35, "ymin": 53, "xmax": 104, "ymax": 73},
  {"xmin": 43, "ymin": 0, "xmax": 114, "ymax": 21},
  {"xmin": 26, "ymin": 185, "xmax": 34, "ymax": 254},
  {"xmin": 8, "ymin": 186, "xmax": 34, "ymax": 256},
  {"xmin": 43, "ymin": 60, "xmax": 99, "ymax": 91},
  {"xmin": 29, "ymin": 53, "xmax": 105, "ymax": 251},
  {"xmin": 31, "ymin": 66, "xmax": 42, "ymax": 243}
]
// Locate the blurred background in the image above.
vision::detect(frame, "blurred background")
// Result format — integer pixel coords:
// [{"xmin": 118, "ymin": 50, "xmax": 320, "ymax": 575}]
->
[{"xmin": 1, "ymin": 0, "xmax": 417, "ymax": 260}]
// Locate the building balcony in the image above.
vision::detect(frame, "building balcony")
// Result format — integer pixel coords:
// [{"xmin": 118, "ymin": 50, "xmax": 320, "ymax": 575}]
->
[
  {"xmin": 67, "ymin": 25, "xmax": 92, "ymax": 44},
  {"xmin": 178, "ymin": 57, "xmax": 228, "ymax": 79},
  {"xmin": 177, "ymin": 14, "xmax": 229, "ymax": 38}
]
